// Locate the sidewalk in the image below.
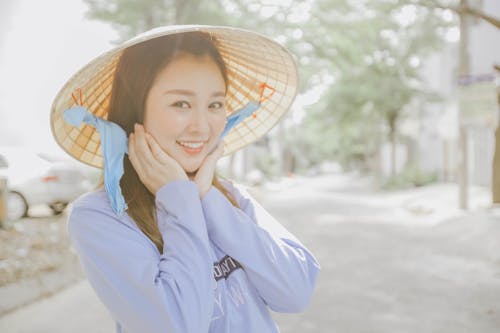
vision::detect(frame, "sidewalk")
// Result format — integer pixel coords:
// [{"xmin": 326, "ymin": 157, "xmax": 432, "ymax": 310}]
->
[
  {"xmin": 0, "ymin": 279, "xmax": 113, "ymax": 333},
  {"xmin": 0, "ymin": 207, "xmax": 83, "ymax": 317},
  {"xmin": 1, "ymin": 173, "xmax": 499, "ymax": 332},
  {"xmin": 253, "ymin": 172, "xmax": 492, "ymax": 226}
]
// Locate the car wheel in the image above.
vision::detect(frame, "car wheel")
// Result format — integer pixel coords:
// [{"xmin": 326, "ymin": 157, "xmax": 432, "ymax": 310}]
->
[
  {"xmin": 7, "ymin": 191, "xmax": 28, "ymax": 221},
  {"xmin": 49, "ymin": 202, "xmax": 68, "ymax": 215}
]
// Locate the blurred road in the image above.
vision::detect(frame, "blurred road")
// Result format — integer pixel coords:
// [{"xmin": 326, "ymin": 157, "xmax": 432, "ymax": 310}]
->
[{"xmin": 1, "ymin": 173, "xmax": 500, "ymax": 332}]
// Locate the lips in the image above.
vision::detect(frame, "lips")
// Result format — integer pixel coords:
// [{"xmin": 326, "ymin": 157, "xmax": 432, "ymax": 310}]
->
[{"xmin": 176, "ymin": 141, "xmax": 206, "ymax": 155}]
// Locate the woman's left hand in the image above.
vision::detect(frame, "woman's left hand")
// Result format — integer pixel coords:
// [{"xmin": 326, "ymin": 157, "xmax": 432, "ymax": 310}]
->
[{"xmin": 194, "ymin": 143, "xmax": 225, "ymax": 198}]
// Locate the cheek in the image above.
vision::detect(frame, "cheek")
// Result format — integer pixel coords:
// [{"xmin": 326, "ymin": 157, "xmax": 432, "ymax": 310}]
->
[
  {"xmin": 213, "ymin": 113, "xmax": 227, "ymax": 134},
  {"xmin": 144, "ymin": 111, "xmax": 183, "ymax": 142}
]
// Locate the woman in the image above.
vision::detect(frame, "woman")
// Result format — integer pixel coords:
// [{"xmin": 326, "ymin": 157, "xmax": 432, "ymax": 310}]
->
[{"xmin": 51, "ymin": 26, "xmax": 320, "ymax": 333}]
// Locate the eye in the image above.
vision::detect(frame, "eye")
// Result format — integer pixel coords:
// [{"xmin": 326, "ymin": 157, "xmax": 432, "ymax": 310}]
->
[
  {"xmin": 209, "ymin": 101, "xmax": 224, "ymax": 109},
  {"xmin": 172, "ymin": 101, "xmax": 190, "ymax": 109}
]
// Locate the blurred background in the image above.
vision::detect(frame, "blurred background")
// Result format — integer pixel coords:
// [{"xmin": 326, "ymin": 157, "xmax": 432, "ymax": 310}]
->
[{"xmin": 0, "ymin": 0, "xmax": 499, "ymax": 332}]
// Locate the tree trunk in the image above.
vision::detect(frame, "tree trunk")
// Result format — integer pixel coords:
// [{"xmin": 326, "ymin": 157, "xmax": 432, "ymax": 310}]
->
[
  {"xmin": 390, "ymin": 129, "xmax": 396, "ymax": 177},
  {"xmin": 457, "ymin": 0, "xmax": 470, "ymax": 209},
  {"xmin": 388, "ymin": 114, "xmax": 398, "ymax": 177},
  {"xmin": 493, "ymin": 125, "xmax": 500, "ymax": 203},
  {"xmin": 492, "ymin": 65, "xmax": 500, "ymax": 203}
]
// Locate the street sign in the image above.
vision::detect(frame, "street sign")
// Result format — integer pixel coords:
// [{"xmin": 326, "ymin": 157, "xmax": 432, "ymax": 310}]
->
[{"xmin": 458, "ymin": 73, "xmax": 498, "ymax": 127}]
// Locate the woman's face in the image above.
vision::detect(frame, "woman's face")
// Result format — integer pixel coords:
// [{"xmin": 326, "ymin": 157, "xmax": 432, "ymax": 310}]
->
[{"xmin": 144, "ymin": 54, "xmax": 227, "ymax": 177}]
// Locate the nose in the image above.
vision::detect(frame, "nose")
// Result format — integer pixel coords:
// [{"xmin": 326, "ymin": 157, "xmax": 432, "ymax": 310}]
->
[{"xmin": 187, "ymin": 107, "xmax": 210, "ymax": 135}]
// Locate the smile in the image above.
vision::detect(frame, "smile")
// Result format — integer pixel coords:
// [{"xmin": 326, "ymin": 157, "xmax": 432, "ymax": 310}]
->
[{"xmin": 177, "ymin": 141, "xmax": 206, "ymax": 155}]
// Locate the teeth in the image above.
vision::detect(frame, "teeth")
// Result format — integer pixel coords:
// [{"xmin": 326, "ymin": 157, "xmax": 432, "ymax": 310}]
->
[{"xmin": 177, "ymin": 141, "xmax": 205, "ymax": 149}]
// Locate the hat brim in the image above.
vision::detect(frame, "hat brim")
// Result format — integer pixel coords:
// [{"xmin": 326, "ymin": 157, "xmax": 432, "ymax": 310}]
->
[{"xmin": 50, "ymin": 25, "xmax": 298, "ymax": 168}]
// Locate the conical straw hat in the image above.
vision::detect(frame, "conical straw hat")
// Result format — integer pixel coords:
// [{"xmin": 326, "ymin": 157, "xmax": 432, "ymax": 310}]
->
[{"xmin": 50, "ymin": 25, "xmax": 298, "ymax": 168}]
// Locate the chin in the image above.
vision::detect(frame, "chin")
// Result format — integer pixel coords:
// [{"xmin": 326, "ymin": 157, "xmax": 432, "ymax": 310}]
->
[
  {"xmin": 176, "ymin": 148, "xmax": 211, "ymax": 175},
  {"xmin": 182, "ymin": 161, "xmax": 202, "ymax": 174}
]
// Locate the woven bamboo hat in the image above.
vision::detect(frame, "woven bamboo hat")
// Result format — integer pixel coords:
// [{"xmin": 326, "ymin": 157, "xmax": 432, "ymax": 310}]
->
[{"xmin": 50, "ymin": 25, "xmax": 298, "ymax": 168}]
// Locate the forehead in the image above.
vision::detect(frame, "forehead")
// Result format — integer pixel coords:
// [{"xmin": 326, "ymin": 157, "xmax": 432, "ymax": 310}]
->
[{"xmin": 154, "ymin": 54, "xmax": 226, "ymax": 91}]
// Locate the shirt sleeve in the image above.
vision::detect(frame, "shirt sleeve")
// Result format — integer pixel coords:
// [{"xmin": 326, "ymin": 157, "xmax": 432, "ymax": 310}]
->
[
  {"xmin": 200, "ymin": 180, "xmax": 321, "ymax": 313},
  {"xmin": 67, "ymin": 180, "xmax": 214, "ymax": 333}
]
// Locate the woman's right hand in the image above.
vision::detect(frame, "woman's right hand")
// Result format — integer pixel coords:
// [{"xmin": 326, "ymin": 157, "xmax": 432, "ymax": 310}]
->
[{"xmin": 128, "ymin": 123, "xmax": 188, "ymax": 195}]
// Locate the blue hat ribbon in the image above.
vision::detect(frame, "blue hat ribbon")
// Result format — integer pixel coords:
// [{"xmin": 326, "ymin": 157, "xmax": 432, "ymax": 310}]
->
[
  {"xmin": 63, "ymin": 98, "xmax": 264, "ymax": 216},
  {"xmin": 63, "ymin": 106, "xmax": 129, "ymax": 216}
]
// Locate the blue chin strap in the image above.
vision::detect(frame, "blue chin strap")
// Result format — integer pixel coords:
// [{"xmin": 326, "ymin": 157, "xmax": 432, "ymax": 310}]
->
[{"xmin": 63, "ymin": 100, "xmax": 262, "ymax": 216}]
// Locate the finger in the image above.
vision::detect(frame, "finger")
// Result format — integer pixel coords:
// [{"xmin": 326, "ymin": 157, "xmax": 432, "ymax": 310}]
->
[
  {"xmin": 202, "ymin": 147, "xmax": 223, "ymax": 170},
  {"xmin": 208, "ymin": 142, "xmax": 225, "ymax": 160},
  {"xmin": 193, "ymin": 143, "xmax": 224, "ymax": 185},
  {"xmin": 145, "ymin": 133, "xmax": 175, "ymax": 165},
  {"xmin": 198, "ymin": 143, "xmax": 224, "ymax": 175},
  {"xmin": 133, "ymin": 124, "xmax": 156, "ymax": 170},
  {"xmin": 128, "ymin": 133, "xmax": 145, "ymax": 175}
]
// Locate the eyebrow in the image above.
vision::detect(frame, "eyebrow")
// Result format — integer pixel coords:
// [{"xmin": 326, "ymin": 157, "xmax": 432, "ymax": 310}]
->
[{"xmin": 163, "ymin": 89, "xmax": 225, "ymax": 98}]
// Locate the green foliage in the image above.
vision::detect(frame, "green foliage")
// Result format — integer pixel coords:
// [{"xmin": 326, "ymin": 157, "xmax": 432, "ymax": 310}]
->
[
  {"xmin": 300, "ymin": 101, "xmax": 382, "ymax": 170},
  {"xmin": 294, "ymin": 0, "xmax": 456, "ymax": 170},
  {"xmin": 83, "ymin": 0, "xmax": 459, "ymax": 173},
  {"xmin": 83, "ymin": 0, "xmax": 265, "ymax": 41},
  {"xmin": 381, "ymin": 162, "xmax": 438, "ymax": 189}
]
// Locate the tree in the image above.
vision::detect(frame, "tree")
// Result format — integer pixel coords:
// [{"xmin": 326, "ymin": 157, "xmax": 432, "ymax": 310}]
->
[
  {"xmin": 409, "ymin": 0, "xmax": 500, "ymax": 29},
  {"xmin": 296, "ymin": 0, "xmax": 451, "ymax": 174},
  {"xmin": 418, "ymin": 0, "xmax": 500, "ymax": 203},
  {"xmin": 83, "ymin": 0, "xmax": 250, "ymax": 41},
  {"xmin": 82, "ymin": 0, "xmax": 495, "ymax": 181}
]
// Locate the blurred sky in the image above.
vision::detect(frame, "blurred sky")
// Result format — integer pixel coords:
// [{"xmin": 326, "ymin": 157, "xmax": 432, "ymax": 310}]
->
[{"xmin": 0, "ymin": 0, "xmax": 118, "ymax": 157}]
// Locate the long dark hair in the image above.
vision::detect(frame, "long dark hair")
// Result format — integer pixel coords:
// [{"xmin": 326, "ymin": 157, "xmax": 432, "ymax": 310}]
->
[{"xmin": 107, "ymin": 32, "xmax": 239, "ymax": 253}]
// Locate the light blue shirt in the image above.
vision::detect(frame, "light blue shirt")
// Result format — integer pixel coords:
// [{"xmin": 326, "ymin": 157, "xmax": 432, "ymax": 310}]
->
[{"xmin": 67, "ymin": 179, "xmax": 320, "ymax": 333}]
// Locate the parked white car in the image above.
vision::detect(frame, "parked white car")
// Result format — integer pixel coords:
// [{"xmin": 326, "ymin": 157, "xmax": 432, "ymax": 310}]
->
[{"xmin": 0, "ymin": 147, "xmax": 92, "ymax": 220}]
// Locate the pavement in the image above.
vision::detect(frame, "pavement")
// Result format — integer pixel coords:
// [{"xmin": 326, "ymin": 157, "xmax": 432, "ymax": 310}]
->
[{"xmin": 1, "ymin": 172, "xmax": 499, "ymax": 332}]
